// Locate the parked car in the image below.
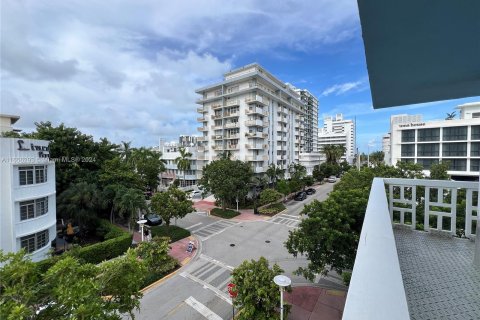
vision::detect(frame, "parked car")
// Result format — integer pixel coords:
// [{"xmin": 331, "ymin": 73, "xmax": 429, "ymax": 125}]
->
[
  {"xmin": 189, "ymin": 190, "xmax": 202, "ymax": 199},
  {"xmin": 294, "ymin": 191, "xmax": 307, "ymax": 201},
  {"xmin": 305, "ymin": 188, "xmax": 316, "ymax": 195},
  {"xmin": 145, "ymin": 214, "xmax": 162, "ymax": 226},
  {"xmin": 327, "ymin": 176, "xmax": 337, "ymax": 183}
]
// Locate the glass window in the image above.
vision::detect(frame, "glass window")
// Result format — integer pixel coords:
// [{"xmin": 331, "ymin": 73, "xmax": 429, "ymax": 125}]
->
[
  {"xmin": 20, "ymin": 197, "xmax": 48, "ymax": 221},
  {"xmin": 35, "ymin": 166, "xmax": 47, "ymax": 183},
  {"xmin": 417, "ymin": 143, "xmax": 439, "ymax": 157},
  {"xmin": 401, "ymin": 130, "xmax": 415, "ymax": 142},
  {"xmin": 442, "ymin": 143, "xmax": 467, "ymax": 157},
  {"xmin": 20, "ymin": 230, "xmax": 49, "ymax": 253},
  {"xmin": 19, "ymin": 166, "xmax": 34, "ymax": 185},
  {"xmin": 401, "ymin": 144, "xmax": 415, "ymax": 157},
  {"xmin": 20, "ymin": 200, "xmax": 35, "ymax": 220},
  {"xmin": 450, "ymin": 159, "xmax": 467, "ymax": 171},
  {"xmin": 471, "ymin": 159, "xmax": 480, "ymax": 171},
  {"xmin": 443, "ymin": 126, "xmax": 467, "ymax": 141},
  {"xmin": 471, "ymin": 142, "xmax": 480, "ymax": 156},
  {"xmin": 400, "ymin": 158, "xmax": 414, "ymax": 163},
  {"xmin": 418, "ymin": 128, "xmax": 440, "ymax": 142},
  {"xmin": 417, "ymin": 158, "xmax": 438, "ymax": 170},
  {"xmin": 472, "ymin": 126, "xmax": 480, "ymax": 140}
]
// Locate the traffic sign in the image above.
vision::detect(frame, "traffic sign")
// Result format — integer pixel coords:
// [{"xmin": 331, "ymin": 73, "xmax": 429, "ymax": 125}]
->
[{"xmin": 227, "ymin": 283, "xmax": 237, "ymax": 298}]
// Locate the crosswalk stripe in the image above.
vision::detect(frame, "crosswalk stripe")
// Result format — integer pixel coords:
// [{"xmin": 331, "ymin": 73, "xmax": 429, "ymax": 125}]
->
[
  {"xmin": 184, "ymin": 296, "xmax": 223, "ymax": 320},
  {"xmin": 180, "ymin": 272, "xmax": 232, "ymax": 305}
]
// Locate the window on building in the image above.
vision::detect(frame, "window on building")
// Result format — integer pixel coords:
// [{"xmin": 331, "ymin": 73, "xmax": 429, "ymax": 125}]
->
[
  {"xmin": 401, "ymin": 144, "xmax": 415, "ymax": 157},
  {"xmin": 401, "ymin": 130, "xmax": 415, "ymax": 142},
  {"xmin": 471, "ymin": 142, "xmax": 480, "ymax": 156},
  {"xmin": 472, "ymin": 126, "xmax": 480, "ymax": 140},
  {"xmin": 443, "ymin": 126, "xmax": 467, "ymax": 141},
  {"xmin": 450, "ymin": 159, "xmax": 467, "ymax": 171},
  {"xmin": 418, "ymin": 128, "xmax": 440, "ymax": 142},
  {"xmin": 400, "ymin": 158, "xmax": 414, "ymax": 163},
  {"xmin": 417, "ymin": 143, "xmax": 439, "ymax": 157},
  {"xmin": 471, "ymin": 159, "xmax": 480, "ymax": 171},
  {"xmin": 20, "ymin": 229, "xmax": 49, "ymax": 253},
  {"xmin": 442, "ymin": 143, "xmax": 467, "ymax": 157},
  {"xmin": 417, "ymin": 158, "xmax": 438, "ymax": 169},
  {"xmin": 19, "ymin": 165, "xmax": 48, "ymax": 185},
  {"xmin": 20, "ymin": 197, "xmax": 49, "ymax": 221}
]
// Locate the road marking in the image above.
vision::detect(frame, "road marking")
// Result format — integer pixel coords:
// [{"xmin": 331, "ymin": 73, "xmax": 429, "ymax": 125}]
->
[
  {"xmin": 185, "ymin": 222, "xmax": 203, "ymax": 230},
  {"xmin": 200, "ymin": 254, "xmax": 234, "ymax": 271},
  {"xmin": 180, "ymin": 272, "xmax": 232, "ymax": 305},
  {"xmin": 266, "ymin": 220, "xmax": 299, "ymax": 229},
  {"xmin": 273, "ymin": 216, "xmax": 300, "ymax": 222},
  {"xmin": 184, "ymin": 296, "xmax": 223, "ymax": 320},
  {"xmin": 279, "ymin": 213, "xmax": 301, "ymax": 219}
]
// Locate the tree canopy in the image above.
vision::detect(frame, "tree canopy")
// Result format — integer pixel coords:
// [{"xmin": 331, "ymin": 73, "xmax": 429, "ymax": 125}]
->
[
  {"xmin": 150, "ymin": 187, "xmax": 193, "ymax": 227},
  {"xmin": 321, "ymin": 144, "xmax": 346, "ymax": 164},
  {"xmin": 199, "ymin": 159, "xmax": 253, "ymax": 209}
]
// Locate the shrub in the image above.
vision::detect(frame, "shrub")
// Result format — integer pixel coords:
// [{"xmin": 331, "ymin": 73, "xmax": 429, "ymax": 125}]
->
[
  {"xmin": 96, "ymin": 219, "xmax": 126, "ymax": 240},
  {"xmin": 258, "ymin": 203, "xmax": 286, "ymax": 216},
  {"xmin": 342, "ymin": 271, "xmax": 352, "ymax": 286},
  {"xmin": 74, "ymin": 233, "xmax": 133, "ymax": 264},
  {"xmin": 210, "ymin": 208, "xmax": 240, "ymax": 219},
  {"xmin": 150, "ymin": 225, "xmax": 191, "ymax": 242},
  {"xmin": 259, "ymin": 189, "xmax": 282, "ymax": 206}
]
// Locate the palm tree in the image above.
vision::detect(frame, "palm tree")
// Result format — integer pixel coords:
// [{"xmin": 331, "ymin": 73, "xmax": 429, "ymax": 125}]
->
[
  {"xmin": 445, "ymin": 111, "xmax": 456, "ymax": 120},
  {"xmin": 116, "ymin": 188, "xmax": 148, "ymax": 232},
  {"xmin": 218, "ymin": 150, "xmax": 232, "ymax": 160},
  {"xmin": 57, "ymin": 182, "xmax": 100, "ymax": 230},
  {"xmin": 266, "ymin": 164, "xmax": 284, "ymax": 188},
  {"xmin": 174, "ymin": 147, "xmax": 193, "ymax": 188},
  {"xmin": 120, "ymin": 141, "xmax": 133, "ymax": 163},
  {"xmin": 321, "ymin": 144, "xmax": 346, "ymax": 163}
]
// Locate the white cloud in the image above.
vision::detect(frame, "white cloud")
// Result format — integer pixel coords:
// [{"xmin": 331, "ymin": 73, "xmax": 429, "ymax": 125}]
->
[
  {"xmin": 322, "ymin": 78, "xmax": 369, "ymax": 96},
  {"xmin": 1, "ymin": 0, "xmax": 360, "ymax": 146}
]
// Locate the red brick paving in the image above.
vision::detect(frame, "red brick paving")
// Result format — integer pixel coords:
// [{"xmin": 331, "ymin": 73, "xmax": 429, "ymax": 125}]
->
[{"xmin": 285, "ymin": 287, "xmax": 346, "ymax": 320}]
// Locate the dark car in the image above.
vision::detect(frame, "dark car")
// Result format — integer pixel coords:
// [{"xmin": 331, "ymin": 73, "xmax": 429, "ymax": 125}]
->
[
  {"xmin": 145, "ymin": 214, "xmax": 162, "ymax": 226},
  {"xmin": 305, "ymin": 188, "xmax": 316, "ymax": 195},
  {"xmin": 294, "ymin": 191, "xmax": 307, "ymax": 201}
]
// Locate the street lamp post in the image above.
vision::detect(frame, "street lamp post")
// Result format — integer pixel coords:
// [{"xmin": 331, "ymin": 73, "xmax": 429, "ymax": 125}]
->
[
  {"xmin": 137, "ymin": 219, "xmax": 147, "ymax": 242},
  {"xmin": 273, "ymin": 275, "xmax": 291, "ymax": 320}
]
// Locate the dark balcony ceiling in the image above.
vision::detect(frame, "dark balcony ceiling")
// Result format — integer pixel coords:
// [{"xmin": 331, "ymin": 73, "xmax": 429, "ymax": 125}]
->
[{"xmin": 357, "ymin": 0, "xmax": 480, "ymax": 109}]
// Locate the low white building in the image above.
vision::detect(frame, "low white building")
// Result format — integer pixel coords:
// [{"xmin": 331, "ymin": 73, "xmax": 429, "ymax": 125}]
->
[
  {"xmin": 155, "ymin": 142, "xmax": 198, "ymax": 190},
  {"xmin": 0, "ymin": 132, "xmax": 56, "ymax": 261},
  {"xmin": 390, "ymin": 102, "xmax": 480, "ymax": 179}
]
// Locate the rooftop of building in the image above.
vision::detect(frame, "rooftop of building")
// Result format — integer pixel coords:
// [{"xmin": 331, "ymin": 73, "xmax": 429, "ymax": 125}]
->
[{"xmin": 0, "ymin": 113, "xmax": 20, "ymax": 125}]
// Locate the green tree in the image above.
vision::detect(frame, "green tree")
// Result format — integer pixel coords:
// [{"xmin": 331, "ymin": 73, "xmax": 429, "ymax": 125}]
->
[
  {"xmin": 174, "ymin": 147, "xmax": 192, "ymax": 188},
  {"xmin": 199, "ymin": 159, "xmax": 252, "ymax": 210},
  {"xmin": 429, "ymin": 161, "xmax": 450, "ymax": 180},
  {"xmin": 369, "ymin": 151, "xmax": 385, "ymax": 167},
  {"xmin": 99, "ymin": 157, "xmax": 143, "ymax": 190},
  {"xmin": 321, "ymin": 144, "xmax": 346, "ymax": 164},
  {"xmin": 120, "ymin": 140, "xmax": 133, "ymax": 163},
  {"xmin": 135, "ymin": 237, "xmax": 177, "ymax": 275},
  {"xmin": 150, "ymin": 187, "xmax": 193, "ymax": 227},
  {"xmin": 288, "ymin": 162, "xmax": 307, "ymax": 191},
  {"xmin": 285, "ymin": 189, "xmax": 368, "ymax": 280},
  {"xmin": 57, "ymin": 182, "xmax": 101, "ymax": 230},
  {"xmin": 116, "ymin": 188, "xmax": 148, "ymax": 232},
  {"xmin": 231, "ymin": 257, "xmax": 288, "ymax": 320},
  {"xmin": 265, "ymin": 164, "xmax": 284, "ymax": 188},
  {"xmin": 276, "ymin": 179, "xmax": 291, "ymax": 201},
  {"xmin": 131, "ymin": 147, "xmax": 166, "ymax": 191}
]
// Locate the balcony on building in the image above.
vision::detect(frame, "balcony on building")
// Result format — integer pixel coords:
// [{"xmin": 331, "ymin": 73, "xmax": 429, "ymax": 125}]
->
[
  {"xmin": 197, "ymin": 106, "xmax": 208, "ymax": 113},
  {"xmin": 245, "ymin": 119, "xmax": 264, "ymax": 127},
  {"xmin": 197, "ymin": 126, "xmax": 208, "ymax": 132}
]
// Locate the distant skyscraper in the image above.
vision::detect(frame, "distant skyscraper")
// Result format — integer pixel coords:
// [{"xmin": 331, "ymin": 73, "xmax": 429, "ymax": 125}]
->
[{"xmin": 294, "ymin": 89, "xmax": 319, "ymax": 153}]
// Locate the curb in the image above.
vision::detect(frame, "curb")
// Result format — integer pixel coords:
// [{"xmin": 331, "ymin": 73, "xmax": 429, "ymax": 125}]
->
[{"xmin": 140, "ymin": 234, "xmax": 202, "ymax": 294}]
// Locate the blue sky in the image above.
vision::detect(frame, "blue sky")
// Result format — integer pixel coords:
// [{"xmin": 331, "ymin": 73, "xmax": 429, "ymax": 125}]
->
[{"xmin": 2, "ymin": 0, "xmax": 478, "ymax": 152}]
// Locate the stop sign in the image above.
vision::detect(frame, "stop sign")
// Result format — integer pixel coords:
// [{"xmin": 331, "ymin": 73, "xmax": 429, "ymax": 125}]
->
[{"xmin": 227, "ymin": 283, "xmax": 237, "ymax": 298}]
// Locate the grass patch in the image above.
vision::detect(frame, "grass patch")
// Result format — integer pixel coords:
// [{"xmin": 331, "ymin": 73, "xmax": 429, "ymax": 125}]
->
[
  {"xmin": 150, "ymin": 225, "xmax": 191, "ymax": 242},
  {"xmin": 210, "ymin": 208, "xmax": 240, "ymax": 219},
  {"xmin": 258, "ymin": 203, "xmax": 286, "ymax": 216}
]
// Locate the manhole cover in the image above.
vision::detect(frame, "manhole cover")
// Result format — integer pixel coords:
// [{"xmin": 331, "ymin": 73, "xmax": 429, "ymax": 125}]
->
[
  {"xmin": 240, "ymin": 225, "xmax": 244, "ymax": 227},
  {"xmin": 230, "ymin": 243, "xmax": 235, "ymax": 247},
  {"xmin": 265, "ymin": 240, "xmax": 271, "ymax": 243}
]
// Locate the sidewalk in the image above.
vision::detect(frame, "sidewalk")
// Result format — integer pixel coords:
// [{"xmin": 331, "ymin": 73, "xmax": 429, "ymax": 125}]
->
[
  {"xmin": 285, "ymin": 286, "xmax": 346, "ymax": 320},
  {"xmin": 193, "ymin": 199, "xmax": 270, "ymax": 222}
]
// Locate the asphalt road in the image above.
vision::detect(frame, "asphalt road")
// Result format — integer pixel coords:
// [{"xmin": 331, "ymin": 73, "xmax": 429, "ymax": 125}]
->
[{"xmin": 131, "ymin": 182, "xmax": 338, "ymax": 320}]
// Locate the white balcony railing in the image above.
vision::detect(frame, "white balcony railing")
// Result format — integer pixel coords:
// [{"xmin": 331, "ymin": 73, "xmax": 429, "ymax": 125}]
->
[{"xmin": 343, "ymin": 178, "xmax": 479, "ymax": 320}]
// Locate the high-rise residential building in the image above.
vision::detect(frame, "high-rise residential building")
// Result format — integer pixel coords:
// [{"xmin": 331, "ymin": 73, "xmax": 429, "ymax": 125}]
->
[
  {"xmin": 293, "ymin": 88, "xmax": 319, "ymax": 153},
  {"xmin": 0, "ymin": 114, "xmax": 56, "ymax": 262},
  {"xmin": 390, "ymin": 102, "xmax": 480, "ymax": 179},
  {"xmin": 317, "ymin": 113, "xmax": 356, "ymax": 163},
  {"xmin": 382, "ymin": 133, "xmax": 391, "ymax": 164},
  {"xmin": 195, "ymin": 63, "xmax": 308, "ymax": 176}
]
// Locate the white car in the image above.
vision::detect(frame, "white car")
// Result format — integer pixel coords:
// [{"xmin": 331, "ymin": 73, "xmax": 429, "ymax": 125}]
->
[
  {"xmin": 189, "ymin": 190, "xmax": 202, "ymax": 199},
  {"xmin": 327, "ymin": 176, "xmax": 337, "ymax": 183}
]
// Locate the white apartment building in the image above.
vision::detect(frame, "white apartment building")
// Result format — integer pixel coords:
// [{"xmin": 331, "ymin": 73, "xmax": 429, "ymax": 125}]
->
[
  {"xmin": 318, "ymin": 113, "xmax": 356, "ymax": 163},
  {"xmin": 390, "ymin": 102, "xmax": 480, "ymax": 179},
  {"xmin": 0, "ymin": 115, "xmax": 56, "ymax": 262},
  {"xmin": 382, "ymin": 133, "xmax": 391, "ymax": 164},
  {"xmin": 195, "ymin": 63, "xmax": 307, "ymax": 176},
  {"xmin": 156, "ymin": 142, "xmax": 198, "ymax": 190}
]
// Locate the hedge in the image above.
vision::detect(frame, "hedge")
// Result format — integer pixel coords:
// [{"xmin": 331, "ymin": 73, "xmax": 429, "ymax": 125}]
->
[
  {"xmin": 151, "ymin": 225, "xmax": 191, "ymax": 243},
  {"xmin": 210, "ymin": 208, "xmax": 240, "ymax": 219},
  {"xmin": 258, "ymin": 203, "xmax": 286, "ymax": 216}
]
